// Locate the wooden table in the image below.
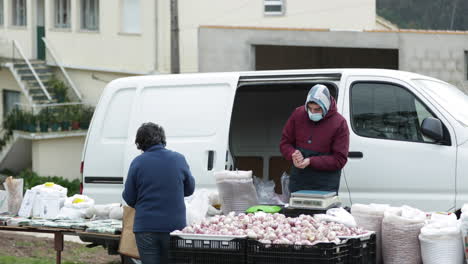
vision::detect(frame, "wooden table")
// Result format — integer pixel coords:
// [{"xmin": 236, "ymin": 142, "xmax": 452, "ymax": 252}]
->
[{"xmin": 0, "ymin": 225, "xmax": 121, "ymax": 264}]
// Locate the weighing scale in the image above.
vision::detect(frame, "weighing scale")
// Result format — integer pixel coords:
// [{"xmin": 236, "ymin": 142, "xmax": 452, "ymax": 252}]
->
[{"xmin": 289, "ymin": 190, "xmax": 340, "ymax": 210}]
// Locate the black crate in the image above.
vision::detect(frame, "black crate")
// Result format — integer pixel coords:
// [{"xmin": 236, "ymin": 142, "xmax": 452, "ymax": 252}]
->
[
  {"xmin": 346, "ymin": 234, "xmax": 377, "ymax": 264},
  {"xmin": 280, "ymin": 207, "xmax": 328, "ymax": 218},
  {"xmin": 169, "ymin": 236, "xmax": 246, "ymax": 264},
  {"xmin": 247, "ymin": 239, "xmax": 349, "ymax": 264}
]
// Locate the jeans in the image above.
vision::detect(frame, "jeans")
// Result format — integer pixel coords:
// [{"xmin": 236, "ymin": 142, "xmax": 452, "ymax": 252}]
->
[{"xmin": 134, "ymin": 232, "xmax": 170, "ymax": 264}]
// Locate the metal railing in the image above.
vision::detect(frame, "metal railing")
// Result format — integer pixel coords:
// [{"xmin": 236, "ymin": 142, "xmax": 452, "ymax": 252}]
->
[
  {"xmin": 42, "ymin": 37, "xmax": 83, "ymax": 101},
  {"xmin": 12, "ymin": 40, "xmax": 52, "ymax": 101}
]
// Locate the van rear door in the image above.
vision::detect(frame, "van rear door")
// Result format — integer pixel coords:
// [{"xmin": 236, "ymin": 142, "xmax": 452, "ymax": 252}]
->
[{"xmin": 122, "ymin": 73, "xmax": 239, "ymax": 193}]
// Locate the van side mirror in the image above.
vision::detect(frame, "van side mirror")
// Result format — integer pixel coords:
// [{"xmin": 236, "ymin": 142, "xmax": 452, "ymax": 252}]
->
[{"xmin": 421, "ymin": 117, "xmax": 443, "ymax": 142}]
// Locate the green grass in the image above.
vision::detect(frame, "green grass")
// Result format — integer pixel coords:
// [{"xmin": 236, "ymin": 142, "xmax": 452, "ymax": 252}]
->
[{"xmin": 0, "ymin": 256, "xmax": 89, "ymax": 264}]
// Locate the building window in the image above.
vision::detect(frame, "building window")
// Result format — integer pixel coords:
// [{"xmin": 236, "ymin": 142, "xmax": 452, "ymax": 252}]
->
[
  {"xmin": 12, "ymin": 0, "xmax": 27, "ymax": 26},
  {"xmin": 121, "ymin": 0, "xmax": 140, "ymax": 34},
  {"xmin": 81, "ymin": 0, "xmax": 99, "ymax": 30},
  {"xmin": 0, "ymin": 0, "xmax": 4, "ymax": 26},
  {"xmin": 3, "ymin": 90, "xmax": 20, "ymax": 117},
  {"xmin": 55, "ymin": 0, "xmax": 70, "ymax": 28},
  {"xmin": 264, "ymin": 0, "xmax": 284, "ymax": 16}
]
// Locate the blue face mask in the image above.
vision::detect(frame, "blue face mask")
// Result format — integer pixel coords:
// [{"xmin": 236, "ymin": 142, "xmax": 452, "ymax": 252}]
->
[{"xmin": 308, "ymin": 110, "xmax": 323, "ymax": 122}]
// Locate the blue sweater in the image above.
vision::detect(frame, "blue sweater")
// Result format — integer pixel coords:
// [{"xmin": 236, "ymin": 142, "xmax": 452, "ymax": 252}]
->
[{"xmin": 122, "ymin": 144, "xmax": 195, "ymax": 233}]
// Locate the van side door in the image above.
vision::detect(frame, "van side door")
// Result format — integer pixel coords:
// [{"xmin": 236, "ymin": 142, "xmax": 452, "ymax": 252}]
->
[
  {"xmin": 123, "ymin": 73, "xmax": 239, "ymax": 192},
  {"xmin": 341, "ymin": 76, "xmax": 457, "ymax": 211}
]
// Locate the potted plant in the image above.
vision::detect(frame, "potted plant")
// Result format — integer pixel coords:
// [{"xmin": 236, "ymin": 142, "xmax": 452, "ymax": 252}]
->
[
  {"xmin": 70, "ymin": 105, "xmax": 81, "ymax": 130},
  {"xmin": 79, "ymin": 106, "xmax": 94, "ymax": 130},
  {"xmin": 38, "ymin": 108, "xmax": 50, "ymax": 133},
  {"xmin": 24, "ymin": 112, "xmax": 37, "ymax": 133},
  {"xmin": 49, "ymin": 111, "xmax": 60, "ymax": 132},
  {"xmin": 50, "ymin": 77, "xmax": 70, "ymax": 103},
  {"xmin": 59, "ymin": 106, "xmax": 71, "ymax": 131}
]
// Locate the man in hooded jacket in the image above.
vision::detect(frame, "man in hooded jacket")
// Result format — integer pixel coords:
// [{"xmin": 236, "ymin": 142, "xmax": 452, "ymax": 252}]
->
[{"xmin": 280, "ymin": 84, "xmax": 350, "ymax": 193}]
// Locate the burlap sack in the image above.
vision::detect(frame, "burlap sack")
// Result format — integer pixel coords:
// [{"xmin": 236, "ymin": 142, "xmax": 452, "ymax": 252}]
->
[
  {"xmin": 351, "ymin": 204, "xmax": 389, "ymax": 264},
  {"xmin": 118, "ymin": 206, "xmax": 140, "ymax": 259},
  {"xmin": 382, "ymin": 207, "xmax": 425, "ymax": 264}
]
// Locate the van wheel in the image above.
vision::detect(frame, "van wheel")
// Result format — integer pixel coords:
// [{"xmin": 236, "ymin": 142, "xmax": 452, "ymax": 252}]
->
[{"xmin": 120, "ymin": 255, "xmax": 141, "ymax": 264}]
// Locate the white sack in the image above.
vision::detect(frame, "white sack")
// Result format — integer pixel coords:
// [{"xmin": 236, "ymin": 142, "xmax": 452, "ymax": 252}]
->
[{"xmin": 382, "ymin": 206, "xmax": 425, "ymax": 264}]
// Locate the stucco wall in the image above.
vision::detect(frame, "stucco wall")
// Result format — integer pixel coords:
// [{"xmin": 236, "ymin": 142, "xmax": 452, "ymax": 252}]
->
[{"xmin": 32, "ymin": 135, "xmax": 85, "ymax": 180}]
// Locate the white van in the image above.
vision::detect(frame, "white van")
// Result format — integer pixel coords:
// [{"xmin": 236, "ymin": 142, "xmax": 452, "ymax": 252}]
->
[{"xmin": 81, "ymin": 69, "xmax": 468, "ymax": 212}]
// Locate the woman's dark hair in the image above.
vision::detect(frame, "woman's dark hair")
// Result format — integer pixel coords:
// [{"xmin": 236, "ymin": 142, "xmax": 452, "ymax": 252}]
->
[{"xmin": 135, "ymin": 122, "xmax": 166, "ymax": 151}]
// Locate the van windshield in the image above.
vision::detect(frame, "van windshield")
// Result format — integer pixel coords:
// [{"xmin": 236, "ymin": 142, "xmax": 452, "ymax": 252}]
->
[{"xmin": 414, "ymin": 79, "xmax": 468, "ymax": 127}]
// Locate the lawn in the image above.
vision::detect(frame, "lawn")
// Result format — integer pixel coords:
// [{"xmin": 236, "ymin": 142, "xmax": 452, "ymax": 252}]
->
[{"xmin": 0, "ymin": 232, "xmax": 120, "ymax": 264}]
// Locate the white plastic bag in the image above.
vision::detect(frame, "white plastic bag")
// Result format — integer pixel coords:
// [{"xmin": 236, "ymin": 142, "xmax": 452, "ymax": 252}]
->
[
  {"xmin": 253, "ymin": 177, "xmax": 277, "ymax": 204},
  {"xmin": 64, "ymin": 194, "xmax": 95, "ymax": 209},
  {"xmin": 3, "ymin": 177, "xmax": 23, "ymax": 215},
  {"xmin": 91, "ymin": 203, "xmax": 121, "ymax": 219},
  {"xmin": 109, "ymin": 206, "xmax": 123, "ymax": 220},
  {"xmin": 57, "ymin": 207, "xmax": 87, "ymax": 220},
  {"xmin": 185, "ymin": 189, "xmax": 210, "ymax": 225},
  {"xmin": 382, "ymin": 206, "xmax": 425, "ymax": 264},
  {"xmin": 419, "ymin": 221, "xmax": 464, "ymax": 264},
  {"xmin": 280, "ymin": 172, "xmax": 290, "ymax": 203},
  {"xmin": 31, "ymin": 183, "xmax": 67, "ymax": 218},
  {"xmin": 215, "ymin": 170, "xmax": 258, "ymax": 214},
  {"xmin": 315, "ymin": 207, "xmax": 357, "ymax": 227},
  {"xmin": 0, "ymin": 190, "xmax": 7, "ymax": 214}
]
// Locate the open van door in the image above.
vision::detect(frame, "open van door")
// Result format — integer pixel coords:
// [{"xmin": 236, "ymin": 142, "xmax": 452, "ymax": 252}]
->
[{"xmin": 122, "ymin": 73, "xmax": 239, "ymax": 194}]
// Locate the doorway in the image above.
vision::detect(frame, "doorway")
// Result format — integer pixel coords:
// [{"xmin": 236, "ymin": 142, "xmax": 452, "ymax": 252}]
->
[{"xmin": 36, "ymin": 0, "xmax": 45, "ymax": 60}]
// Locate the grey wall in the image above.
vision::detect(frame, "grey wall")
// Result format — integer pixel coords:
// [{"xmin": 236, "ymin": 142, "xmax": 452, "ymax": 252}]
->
[{"xmin": 199, "ymin": 27, "xmax": 468, "ymax": 93}]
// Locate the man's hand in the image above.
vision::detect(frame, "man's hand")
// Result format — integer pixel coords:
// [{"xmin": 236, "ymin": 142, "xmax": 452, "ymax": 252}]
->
[
  {"xmin": 296, "ymin": 158, "xmax": 310, "ymax": 169},
  {"xmin": 292, "ymin": 150, "xmax": 304, "ymax": 165}
]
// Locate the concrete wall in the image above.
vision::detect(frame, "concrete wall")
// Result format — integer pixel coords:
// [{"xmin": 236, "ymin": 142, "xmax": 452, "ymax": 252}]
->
[
  {"xmin": 177, "ymin": 0, "xmax": 376, "ymax": 73},
  {"xmin": 63, "ymin": 68, "xmax": 132, "ymax": 105},
  {"xmin": 199, "ymin": 27, "xmax": 468, "ymax": 92},
  {"xmin": 32, "ymin": 135, "xmax": 85, "ymax": 180}
]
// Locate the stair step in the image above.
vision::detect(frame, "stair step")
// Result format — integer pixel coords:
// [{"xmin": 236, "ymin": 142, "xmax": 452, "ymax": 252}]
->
[
  {"xmin": 25, "ymin": 80, "xmax": 52, "ymax": 88},
  {"xmin": 34, "ymin": 99, "xmax": 58, "ymax": 105},
  {"xmin": 21, "ymin": 73, "xmax": 53, "ymax": 81},
  {"xmin": 28, "ymin": 88, "xmax": 49, "ymax": 95},
  {"xmin": 17, "ymin": 67, "xmax": 53, "ymax": 75},
  {"xmin": 32, "ymin": 94, "xmax": 55, "ymax": 101},
  {"xmin": 14, "ymin": 62, "xmax": 46, "ymax": 69}
]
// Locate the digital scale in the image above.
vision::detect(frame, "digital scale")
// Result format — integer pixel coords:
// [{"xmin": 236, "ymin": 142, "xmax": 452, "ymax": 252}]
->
[{"xmin": 289, "ymin": 190, "xmax": 340, "ymax": 210}]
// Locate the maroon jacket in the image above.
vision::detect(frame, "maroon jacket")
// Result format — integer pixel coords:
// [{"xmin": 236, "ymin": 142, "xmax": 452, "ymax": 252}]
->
[{"xmin": 280, "ymin": 98, "xmax": 350, "ymax": 171}]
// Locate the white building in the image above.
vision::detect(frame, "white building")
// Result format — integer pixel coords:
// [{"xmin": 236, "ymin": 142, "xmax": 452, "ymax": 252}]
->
[{"xmin": 0, "ymin": 0, "xmax": 380, "ymax": 180}]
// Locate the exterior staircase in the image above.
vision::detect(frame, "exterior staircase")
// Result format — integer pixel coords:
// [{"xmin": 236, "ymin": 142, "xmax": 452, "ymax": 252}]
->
[{"xmin": 11, "ymin": 59, "xmax": 59, "ymax": 105}]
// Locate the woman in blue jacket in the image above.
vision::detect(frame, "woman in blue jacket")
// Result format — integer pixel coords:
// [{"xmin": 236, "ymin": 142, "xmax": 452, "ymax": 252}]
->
[{"xmin": 123, "ymin": 122, "xmax": 195, "ymax": 264}]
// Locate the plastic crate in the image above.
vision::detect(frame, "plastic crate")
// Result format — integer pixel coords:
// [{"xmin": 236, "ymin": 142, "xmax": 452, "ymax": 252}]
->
[
  {"xmin": 247, "ymin": 239, "xmax": 349, "ymax": 264},
  {"xmin": 169, "ymin": 235, "xmax": 246, "ymax": 264},
  {"xmin": 346, "ymin": 233, "xmax": 377, "ymax": 264}
]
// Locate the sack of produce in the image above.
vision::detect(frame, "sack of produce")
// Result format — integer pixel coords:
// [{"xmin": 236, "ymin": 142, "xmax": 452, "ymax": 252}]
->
[
  {"xmin": 351, "ymin": 203, "xmax": 389, "ymax": 264},
  {"xmin": 382, "ymin": 205, "xmax": 425, "ymax": 264},
  {"xmin": 3, "ymin": 177, "xmax": 23, "ymax": 215},
  {"xmin": 215, "ymin": 170, "xmax": 258, "ymax": 214},
  {"xmin": 419, "ymin": 219, "xmax": 464, "ymax": 264},
  {"xmin": 459, "ymin": 206, "xmax": 468, "ymax": 264},
  {"xmin": 57, "ymin": 195, "xmax": 95, "ymax": 220},
  {"xmin": 31, "ymin": 182, "xmax": 67, "ymax": 218}
]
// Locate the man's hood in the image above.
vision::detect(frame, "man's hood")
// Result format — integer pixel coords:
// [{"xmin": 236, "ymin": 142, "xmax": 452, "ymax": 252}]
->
[
  {"xmin": 305, "ymin": 84, "xmax": 337, "ymax": 119},
  {"xmin": 305, "ymin": 84, "xmax": 332, "ymax": 116}
]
